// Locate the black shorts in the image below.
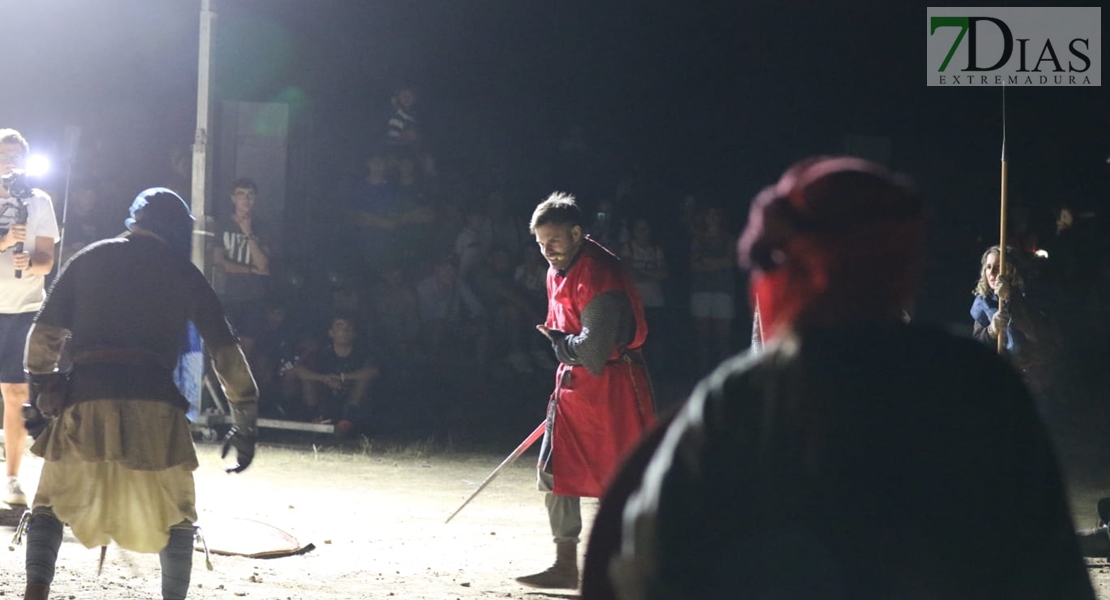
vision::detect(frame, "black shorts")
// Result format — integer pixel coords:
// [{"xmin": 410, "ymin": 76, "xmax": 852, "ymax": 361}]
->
[{"xmin": 0, "ymin": 312, "xmax": 35, "ymax": 384}]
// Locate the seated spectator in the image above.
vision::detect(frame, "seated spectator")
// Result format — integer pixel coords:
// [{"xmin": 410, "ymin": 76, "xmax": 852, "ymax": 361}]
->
[
  {"xmin": 514, "ymin": 245, "xmax": 548, "ymax": 300},
  {"xmin": 394, "ymin": 155, "xmax": 437, "ymax": 270},
  {"xmin": 396, "ymin": 156, "xmax": 428, "ymax": 203},
  {"xmin": 346, "ymin": 151, "xmax": 438, "ymax": 276},
  {"xmin": 512, "ymin": 246, "xmax": 558, "ymax": 371},
  {"xmin": 487, "ymin": 189, "xmax": 527, "ymax": 255},
  {"xmin": 470, "ymin": 246, "xmax": 545, "ymax": 374},
  {"xmin": 211, "ymin": 177, "xmax": 274, "ymax": 358},
  {"xmin": 251, "ymin": 298, "xmax": 309, "ymax": 415},
  {"xmin": 346, "ymin": 152, "xmax": 402, "ymax": 273},
  {"xmin": 324, "ymin": 266, "xmax": 375, "ymax": 332},
  {"xmin": 456, "ymin": 200, "xmax": 493, "ymax": 280},
  {"xmin": 371, "ymin": 264, "xmax": 424, "ymax": 373},
  {"xmin": 283, "ymin": 314, "xmax": 379, "ymax": 431},
  {"xmin": 416, "ymin": 253, "xmax": 488, "ymax": 375}
]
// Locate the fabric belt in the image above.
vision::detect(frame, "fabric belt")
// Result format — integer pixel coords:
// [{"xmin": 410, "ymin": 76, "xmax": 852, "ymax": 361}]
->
[
  {"xmin": 605, "ymin": 348, "xmax": 644, "ymax": 366},
  {"xmin": 72, "ymin": 347, "xmax": 170, "ymax": 369},
  {"xmin": 64, "ymin": 347, "xmax": 187, "ymax": 411}
]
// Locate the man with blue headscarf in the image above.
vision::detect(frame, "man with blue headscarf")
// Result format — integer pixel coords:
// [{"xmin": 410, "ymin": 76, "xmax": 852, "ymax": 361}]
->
[{"xmin": 20, "ymin": 188, "xmax": 259, "ymax": 600}]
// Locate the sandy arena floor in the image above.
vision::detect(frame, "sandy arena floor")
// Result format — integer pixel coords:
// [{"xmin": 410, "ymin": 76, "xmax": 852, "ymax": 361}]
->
[{"xmin": 2, "ymin": 435, "xmax": 1110, "ymax": 599}]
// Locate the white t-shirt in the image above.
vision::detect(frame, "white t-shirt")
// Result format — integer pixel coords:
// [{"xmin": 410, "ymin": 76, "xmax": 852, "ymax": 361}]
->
[{"xmin": 0, "ymin": 189, "xmax": 60, "ymax": 313}]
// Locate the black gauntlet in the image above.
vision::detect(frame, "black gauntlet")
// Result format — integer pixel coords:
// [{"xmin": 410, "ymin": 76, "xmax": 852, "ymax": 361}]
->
[
  {"xmin": 29, "ymin": 372, "xmax": 70, "ymax": 417},
  {"xmin": 22, "ymin": 403, "xmax": 51, "ymax": 440},
  {"xmin": 221, "ymin": 400, "xmax": 258, "ymax": 473}
]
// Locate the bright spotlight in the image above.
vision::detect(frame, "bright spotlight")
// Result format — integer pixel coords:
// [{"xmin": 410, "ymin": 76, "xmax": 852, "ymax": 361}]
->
[
  {"xmin": 25, "ymin": 154, "xmax": 50, "ymax": 177},
  {"xmin": 1034, "ymin": 249, "xmax": 1049, "ymax": 259}
]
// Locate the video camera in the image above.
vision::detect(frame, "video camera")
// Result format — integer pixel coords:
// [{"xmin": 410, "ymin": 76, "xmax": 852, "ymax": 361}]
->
[
  {"xmin": 1, "ymin": 170, "xmax": 33, "ymax": 278},
  {"xmin": 1, "ymin": 169, "xmax": 34, "ymax": 201}
]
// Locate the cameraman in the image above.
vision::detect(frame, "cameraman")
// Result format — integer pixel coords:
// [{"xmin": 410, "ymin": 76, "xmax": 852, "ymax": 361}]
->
[{"xmin": 0, "ymin": 128, "xmax": 59, "ymax": 507}]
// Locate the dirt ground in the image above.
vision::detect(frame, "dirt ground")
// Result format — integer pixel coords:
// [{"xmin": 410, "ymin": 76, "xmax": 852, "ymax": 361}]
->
[
  {"xmin": 0, "ymin": 438, "xmax": 600, "ymax": 599},
  {"xmin": 3, "ymin": 434, "xmax": 1110, "ymax": 599}
]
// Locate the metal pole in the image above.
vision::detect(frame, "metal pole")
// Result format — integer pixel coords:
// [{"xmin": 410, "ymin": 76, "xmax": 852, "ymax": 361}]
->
[
  {"xmin": 191, "ymin": 0, "xmax": 215, "ymax": 273},
  {"xmin": 188, "ymin": 0, "xmax": 216, "ymax": 414}
]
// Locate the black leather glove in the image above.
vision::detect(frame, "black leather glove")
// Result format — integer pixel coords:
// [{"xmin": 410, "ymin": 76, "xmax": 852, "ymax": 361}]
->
[
  {"xmin": 29, "ymin": 372, "xmax": 70, "ymax": 417},
  {"xmin": 221, "ymin": 400, "xmax": 258, "ymax": 474},
  {"xmin": 22, "ymin": 402, "xmax": 52, "ymax": 440}
]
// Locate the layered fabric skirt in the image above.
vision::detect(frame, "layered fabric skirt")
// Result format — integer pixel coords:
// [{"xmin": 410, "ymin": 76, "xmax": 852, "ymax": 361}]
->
[{"xmin": 31, "ymin": 399, "xmax": 199, "ymax": 554}]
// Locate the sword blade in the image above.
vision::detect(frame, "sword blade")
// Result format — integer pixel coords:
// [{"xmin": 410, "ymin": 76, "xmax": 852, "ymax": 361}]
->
[{"xmin": 445, "ymin": 421, "xmax": 546, "ymax": 524}]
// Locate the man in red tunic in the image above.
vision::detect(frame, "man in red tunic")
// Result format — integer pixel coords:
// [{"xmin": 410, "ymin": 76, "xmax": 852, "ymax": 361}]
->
[{"xmin": 516, "ymin": 192, "xmax": 656, "ymax": 589}]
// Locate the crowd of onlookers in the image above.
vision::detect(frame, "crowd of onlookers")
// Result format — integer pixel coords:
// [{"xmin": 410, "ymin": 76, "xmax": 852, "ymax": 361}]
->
[
  {"xmin": 47, "ymin": 84, "xmax": 1110, "ymax": 443},
  {"xmin": 188, "ymin": 85, "xmax": 767, "ymax": 437}
]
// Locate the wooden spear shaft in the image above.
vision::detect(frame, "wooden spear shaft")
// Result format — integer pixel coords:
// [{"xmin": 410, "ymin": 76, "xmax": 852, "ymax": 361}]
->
[{"xmin": 997, "ymin": 86, "xmax": 1008, "ymax": 355}]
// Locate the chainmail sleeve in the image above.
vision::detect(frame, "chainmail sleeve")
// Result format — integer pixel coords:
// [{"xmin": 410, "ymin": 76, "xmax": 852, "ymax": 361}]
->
[{"xmin": 551, "ymin": 290, "xmax": 635, "ymax": 376}]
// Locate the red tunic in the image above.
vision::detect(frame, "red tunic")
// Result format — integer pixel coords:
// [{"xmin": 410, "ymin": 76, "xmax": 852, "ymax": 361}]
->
[{"xmin": 543, "ymin": 237, "xmax": 656, "ymax": 498}]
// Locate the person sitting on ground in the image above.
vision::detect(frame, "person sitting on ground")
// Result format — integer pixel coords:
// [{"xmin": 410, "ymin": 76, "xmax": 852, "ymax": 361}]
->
[
  {"xmin": 251, "ymin": 298, "xmax": 309, "ymax": 416},
  {"xmin": 415, "ymin": 252, "xmax": 488, "ymax": 376},
  {"xmin": 371, "ymin": 265, "xmax": 424, "ymax": 375},
  {"xmin": 469, "ymin": 245, "xmax": 545, "ymax": 374},
  {"xmin": 283, "ymin": 314, "xmax": 378, "ymax": 432}
]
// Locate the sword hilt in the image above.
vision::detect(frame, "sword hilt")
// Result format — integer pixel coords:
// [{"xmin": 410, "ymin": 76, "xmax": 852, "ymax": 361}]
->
[{"xmin": 8, "ymin": 509, "xmax": 31, "ymax": 549}]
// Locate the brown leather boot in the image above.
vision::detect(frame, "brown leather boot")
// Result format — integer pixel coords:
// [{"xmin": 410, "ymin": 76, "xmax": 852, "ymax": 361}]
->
[
  {"xmin": 515, "ymin": 541, "xmax": 579, "ymax": 589},
  {"xmin": 24, "ymin": 583, "xmax": 49, "ymax": 600}
]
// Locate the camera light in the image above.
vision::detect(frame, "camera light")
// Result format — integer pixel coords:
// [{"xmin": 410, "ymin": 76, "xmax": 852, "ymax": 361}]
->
[{"xmin": 25, "ymin": 155, "xmax": 50, "ymax": 177}]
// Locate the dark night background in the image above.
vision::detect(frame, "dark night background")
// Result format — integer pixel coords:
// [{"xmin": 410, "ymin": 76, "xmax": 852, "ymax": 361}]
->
[{"xmin": 5, "ymin": 0, "xmax": 1106, "ymax": 336}]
